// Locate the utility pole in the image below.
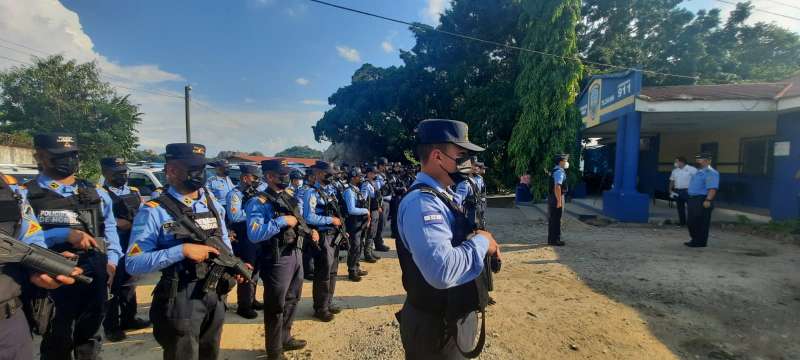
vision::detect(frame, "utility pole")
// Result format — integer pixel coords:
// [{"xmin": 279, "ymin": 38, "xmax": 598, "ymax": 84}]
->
[{"xmin": 184, "ymin": 85, "xmax": 192, "ymax": 143}]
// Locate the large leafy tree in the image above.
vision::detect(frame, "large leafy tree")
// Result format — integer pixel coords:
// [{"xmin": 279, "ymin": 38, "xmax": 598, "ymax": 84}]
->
[
  {"xmin": 275, "ymin": 145, "xmax": 322, "ymax": 158},
  {"xmin": 508, "ymin": 0, "xmax": 583, "ymax": 197},
  {"xmin": 0, "ymin": 55, "xmax": 142, "ymax": 178}
]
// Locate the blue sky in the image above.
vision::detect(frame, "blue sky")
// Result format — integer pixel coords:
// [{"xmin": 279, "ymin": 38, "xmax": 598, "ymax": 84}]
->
[{"xmin": 0, "ymin": 0, "xmax": 798, "ymax": 156}]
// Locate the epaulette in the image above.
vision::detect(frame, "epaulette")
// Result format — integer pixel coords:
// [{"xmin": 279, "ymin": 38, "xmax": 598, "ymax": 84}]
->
[
  {"xmin": 130, "ymin": 186, "xmax": 139, "ymax": 192},
  {"xmin": 258, "ymin": 195, "xmax": 267, "ymax": 204},
  {"xmin": 145, "ymin": 200, "xmax": 160, "ymax": 208}
]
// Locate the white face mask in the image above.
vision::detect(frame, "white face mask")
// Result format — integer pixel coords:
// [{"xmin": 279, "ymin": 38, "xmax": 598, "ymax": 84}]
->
[
  {"xmin": 674, "ymin": 162, "xmax": 679, "ymax": 168},
  {"xmin": 563, "ymin": 161, "xmax": 570, "ymax": 170}
]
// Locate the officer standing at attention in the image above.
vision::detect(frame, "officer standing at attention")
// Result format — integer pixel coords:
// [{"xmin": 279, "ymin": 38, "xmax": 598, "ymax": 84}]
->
[
  {"xmin": 126, "ymin": 143, "xmax": 237, "ymax": 360},
  {"xmin": 0, "ymin": 172, "xmax": 83, "ymax": 360},
  {"xmin": 455, "ymin": 159, "xmax": 485, "ymax": 229},
  {"xmin": 225, "ymin": 164, "xmax": 265, "ymax": 319},
  {"xmin": 668, "ymin": 156, "xmax": 697, "ymax": 226},
  {"xmin": 360, "ymin": 166, "xmax": 381, "ymax": 263},
  {"xmin": 685, "ymin": 153, "xmax": 720, "ymax": 248},
  {"xmin": 99, "ymin": 157, "xmax": 151, "ymax": 342},
  {"xmin": 397, "ymin": 119, "xmax": 499, "ymax": 359},
  {"xmin": 27, "ymin": 133, "xmax": 122, "ymax": 360},
  {"xmin": 206, "ymin": 159, "xmax": 235, "ymax": 207},
  {"xmin": 301, "ymin": 161, "xmax": 343, "ymax": 322},
  {"xmin": 246, "ymin": 159, "xmax": 316, "ymax": 360},
  {"xmin": 548, "ymin": 154, "xmax": 569, "ymax": 246},
  {"xmin": 372, "ymin": 158, "xmax": 391, "ymax": 252},
  {"xmin": 288, "ymin": 170, "xmax": 305, "ymax": 196},
  {"xmin": 343, "ymin": 168, "xmax": 370, "ymax": 282}
]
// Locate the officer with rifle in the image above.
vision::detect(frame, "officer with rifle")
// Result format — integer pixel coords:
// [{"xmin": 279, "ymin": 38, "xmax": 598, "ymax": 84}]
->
[
  {"xmin": 245, "ymin": 158, "xmax": 318, "ymax": 360},
  {"xmin": 301, "ymin": 161, "xmax": 344, "ymax": 322},
  {"xmin": 0, "ymin": 171, "xmax": 85, "ymax": 360},
  {"xmin": 99, "ymin": 157, "xmax": 151, "ymax": 342},
  {"xmin": 342, "ymin": 167, "xmax": 370, "ymax": 282},
  {"xmin": 125, "ymin": 143, "xmax": 250, "ymax": 360},
  {"xmin": 373, "ymin": 158, "xmax": 391, "ymax": 252},
  {"xmin": 27, "ymin": 133, "xmax": 122, "ymax": 360},
  {"xmin": 397, "ymin": 119, "xmax": 500, "ymax": 359},
  {"xmin": 360, "ymin": 166, "xmax": 382, "ymax": 263}
]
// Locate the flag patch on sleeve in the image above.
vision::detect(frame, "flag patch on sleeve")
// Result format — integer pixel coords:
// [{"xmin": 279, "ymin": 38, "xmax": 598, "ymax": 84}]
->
[
  {"xmin": 422, "ymin": 211, "xmax": 444, "ymax": 225},
  {"xmin": 128, "ymin": 243, "xmax": 143, "ymax": 257}
]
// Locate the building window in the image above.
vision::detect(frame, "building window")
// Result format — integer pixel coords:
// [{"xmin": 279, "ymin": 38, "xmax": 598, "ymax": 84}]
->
[{"xmin": 739, "ymin": 137, "xmax": 774, "ymax": 176}]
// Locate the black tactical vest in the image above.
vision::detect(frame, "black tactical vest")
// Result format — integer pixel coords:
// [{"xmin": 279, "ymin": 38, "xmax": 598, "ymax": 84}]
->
[
  {"xmin": 396, "ymin": 184, "xmax": 490, "ymax": 320},
  {"xmin": 259, "ymin": 188, "xmax": 302, "ymax": 252},
  {"xmin": 25, "ymin": 178, "xmax": 104, "ymax": 252},
  {"xmin": 367, "ymin": 180, "xmax": 381, "ymax": 210},
  {"xmin": 0, "ymin": 175, "xmax": 23, "ymax": 305},
  {"xmin": 104, "ymin": 186, "xmax": 141, "ymax": 223},
  {"xmin": 154, "ymin": 192, "xmax": 222, "ymax": 281}
]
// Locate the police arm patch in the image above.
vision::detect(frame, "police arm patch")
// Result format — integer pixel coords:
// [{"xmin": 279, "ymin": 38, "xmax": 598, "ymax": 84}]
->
[
  {"xmin": 422, "ymin": 211, "xmax": 444, "ymax": 225},
  {"xmin": 128, "ymin": 242, "xmax": 143, "ymax": 257},
  {"xmin": 145, "ymin": 201, "xmax": 159, "ymax": 208},
  {"xmin": 25, "ymin": 220, "xmax": 42, "ymax": 237}
]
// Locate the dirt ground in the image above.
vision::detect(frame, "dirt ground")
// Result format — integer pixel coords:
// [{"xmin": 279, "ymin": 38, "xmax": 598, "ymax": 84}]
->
[{"xmin": 35, "ymin": 206, "xmax": 800, "ymax": 359}]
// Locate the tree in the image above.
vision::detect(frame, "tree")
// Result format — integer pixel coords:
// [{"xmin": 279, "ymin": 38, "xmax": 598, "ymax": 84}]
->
[
  {"xmin": 275, "ymin": 145, "xmax": 322, "ymax": 159},
  {"xmin": 129, "ymin": 149, "xmax": 164, "ymax": 163},
  {"xmin": 248, "ymin": 151, "xmax": 264, "ymax": 157},
  {"xmin": 508, "ymin": 0, "xmax": 583, "ymax": 197},
  {"xmin": 0, "ymin": 55, "xmax": 142, "ymax": 179}
]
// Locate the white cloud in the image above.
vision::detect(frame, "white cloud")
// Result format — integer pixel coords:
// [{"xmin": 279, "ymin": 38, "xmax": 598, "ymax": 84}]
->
[
  {"xmin": 381, "ymin": 41, "xmax": 395, "ymax": 53},
  {"xmin": 336, "ymin": 46, "xmax": 362, "ymax": 63},
  {"xmin": 0, "ymin": 0, "xmax": 327, "ymax": 156},
  {"xmin": 421, "ymin": 0, "xmax": 451, "ymax": 24},
  {"xmin": 301, "ymin": 99, "xmax": 327, "ymax": 106},
  {"xmin": 295, "ymin": 77, "xmax": 310, "ymax": 86},
  {"xmin": 285, "ymin": 3, "xmax": 308, "ymax": 17},
  {"xmin": 244, "ymin": 97, "xmax": 255, "ymax": 103}
]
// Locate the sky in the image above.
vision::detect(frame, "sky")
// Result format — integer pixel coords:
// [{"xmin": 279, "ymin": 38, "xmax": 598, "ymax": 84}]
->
[{"xmin": 0, "ymin": 0, "xmax": 798, "ymax": 157}]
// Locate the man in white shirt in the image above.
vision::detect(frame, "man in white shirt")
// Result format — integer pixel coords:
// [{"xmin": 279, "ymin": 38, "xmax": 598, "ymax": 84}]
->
[{"xmin": 669, "ymin": 156, "xmax": 697, "ymax": 226}]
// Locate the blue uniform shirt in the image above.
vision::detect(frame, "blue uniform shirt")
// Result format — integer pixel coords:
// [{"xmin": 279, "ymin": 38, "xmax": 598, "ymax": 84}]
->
[
  {"xmin": 10, "ymin": 183, "xmax": 47, "ymax": 248},
  {"xmin": 245, "ymin": 190, "xmax": 289, "ymax": 245},
  {"xmin": 343, "ymin": 184, "xmax": 369, "ymax": 216},
  {"xmin": 125, "ymin": 187, "xmax": 232, "ymax": 275},
  {"xmin": 226, "ymin": 187, "xmax": 246, "ymax": 224},
  {"xmin": 553, "ymin": 166, "xmax": 566, "ymax": 186},
  {"xmin": 360, "ymin": 180, "xmax": 377, "ymax": 202},
  {"xmin": 454, "ymin": 178, "xmax": 476, "ymax": 206},
  {"xmin": 34, "ymin": 175, "xmax": 122, "ymax": 266},
  {"xmin": 375, "ymin": 174, "xmax": 385, "ymax": 191},
  {"xmin": 688, "ymin": 166, "xmax": 720, "ymax": 196},
  {"xmin": 206, "ymin": 175, "xmax": 235, "ymax": 206},
  {"xmin": 300, "ymin": 182, "xmax": 334, "ymax": 230},
  {"xmin": 397, "ymin": 172, "xmax": 489, "ymax": 290},
  {"xmin": 104, "ymin": 184, "xmax": 138, "ymax": 198}
]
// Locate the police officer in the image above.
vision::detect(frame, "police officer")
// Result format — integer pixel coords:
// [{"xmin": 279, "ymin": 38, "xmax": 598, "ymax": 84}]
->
[
  {"xmin": 99, "ymin": 157, "xmax": 151, "ymax": 342},
  {"xmin": 289, "ymin": 169, "xmax": 315, "ymax": 281},
  {"xmin": 301, "ymin": 161, "xmax": 343, "ymax": 322},
  {"xmin": 455, "ymin": 159, "xmax": 486, "ymax": 230},
  {"xmin": 397, "ymin": 119, "xmax": 499, "ymax": 359},
  {"xmin": 287, "ymin": 169, "xmax": 305, "ymax": 196},
  {"xmin": 126, "ymin": 143, "xmax": 238, "ymax": 360},
  {"xmin": 0, "ymin": 172, "xmax": 83, "ymax": 360},
  {"xmin": 246, "ymin": 159, "xmax": 316, "ymax": 360},
  {"xmin": 388, "ymin": 163, "xmax": 408, "ymax": 240},
  {"xmin": 360, "ymin": 166, "xmax": 381, "ymax": 263},
  {"xmin": 372, "ymin": 158, "xmax": 391, "ymax": 252},
  {"xmin": 206, "ymin": 159, "xmax": 235, "ymax": 207},
  {"xmin": 685, "ymin": 153, "xmax": 720, "ymax": 248},
  {"xmin": 27, "ymin": 133, "xmax": 122, "ymax": 360},
  {"xmin": 548, "ymin": 154, "xmax": 569, "ymax": 246},
  {"xmin": 225, "ymin": 164, "xmax": 265, "ymax": 319},
  {"xmin": 342, "ymin": 167, "xmax": 370, "ymax": 282}
]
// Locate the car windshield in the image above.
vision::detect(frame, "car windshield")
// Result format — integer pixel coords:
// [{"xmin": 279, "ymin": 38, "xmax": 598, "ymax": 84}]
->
[{"xmin": 152, "ymin": 170, "xmax": 166, "ymax": 185}]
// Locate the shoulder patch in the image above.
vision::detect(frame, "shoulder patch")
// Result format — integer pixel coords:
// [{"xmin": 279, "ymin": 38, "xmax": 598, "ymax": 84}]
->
[
  {"xmin": 145, "ymin": 200, "xmax": 160, "ymax": 208},
  {"xmin": 25, "ymin": 220, "xmax": 42, "ymax": 237},
  {"xmin": 258, "ymin": 195, "xmax": 267, "ymax": 204},
  {"xmin": 422, "ymin": 211, "xmax": 445, "ymax": 225},
  {"xmin": 48, "ymin": 181, "xmax": 60, "ymax": 190},
  {"xmin": 128, "ymin": 242, "xmax": 143, "ymax": 257},
  {"xmin": 3, "ymin": 174, "xmax": 17, "ymax": 185}
]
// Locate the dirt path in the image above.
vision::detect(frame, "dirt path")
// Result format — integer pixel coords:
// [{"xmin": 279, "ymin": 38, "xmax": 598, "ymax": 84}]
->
[{"xmin": 37, "ymin": 206, "xmax": 800, "ymax": 359}]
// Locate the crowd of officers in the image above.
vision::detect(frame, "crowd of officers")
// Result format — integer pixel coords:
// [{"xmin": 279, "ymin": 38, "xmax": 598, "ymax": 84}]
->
[{"xmin": 0, "ymin": 121, "xmax": 494, "ymax": 360}]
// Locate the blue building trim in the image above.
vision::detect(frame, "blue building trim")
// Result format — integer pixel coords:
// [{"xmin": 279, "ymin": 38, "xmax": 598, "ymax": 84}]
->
[{"xmin": 770, "ymin": 111, "xmax": 800, "ymax": 220}]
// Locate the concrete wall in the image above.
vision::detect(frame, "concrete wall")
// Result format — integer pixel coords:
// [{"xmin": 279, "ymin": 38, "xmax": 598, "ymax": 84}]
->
[{"xmin": 0, "ymin": 145, "xmax": 35, "ymax": 165}]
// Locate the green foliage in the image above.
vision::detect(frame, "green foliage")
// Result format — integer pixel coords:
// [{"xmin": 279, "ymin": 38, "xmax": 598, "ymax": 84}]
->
[
  {"xmin": 509, "ymin": 0, "xmax": 583, "ymax": 197},
  {"xmin": 129, "ymin": 149, "xmax": 165, "ymax": 163},
  {"xmin": 274, "ymin": 145, "xmax": 322, "ymax": 159},
  {"xmin": 0, "ymin": 55, "xmax": 142, "ymax": 179},
  {"xmin": 0, "ymin": 132, "xmax": 33, "ymax": 148}
]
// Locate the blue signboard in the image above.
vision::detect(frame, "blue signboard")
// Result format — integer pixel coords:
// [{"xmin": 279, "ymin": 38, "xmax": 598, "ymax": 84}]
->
[{"xmin": 578, "ymin": 70, "xmax": 642, "ymax": 128}]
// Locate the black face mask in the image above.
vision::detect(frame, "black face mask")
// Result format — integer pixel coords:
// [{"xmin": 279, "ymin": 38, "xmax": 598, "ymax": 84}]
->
[
  {"xmin": 275, "ymin": 174, "xmax": 290, "ymax": 190},
  {"xmin": 218, "ymin": 168, "xmax": 230, "ymax": 176},
  {"xmin": 321, "ymin": 174, "xmax": 334, "ymax": 185},
  {"xmin": 110, "ymin": 172, "xmax": 128, "ymax": 187},
  {"xmin": 183, "ymin": 168, "xmax": 207, "ymax": 191},
  {"xmin": 440, "ymin": 151, "xmax": 472, "ymax": 184},
  {"xmin": 49, "ymin": 153, "xmax": 80, "ymax": 178}
]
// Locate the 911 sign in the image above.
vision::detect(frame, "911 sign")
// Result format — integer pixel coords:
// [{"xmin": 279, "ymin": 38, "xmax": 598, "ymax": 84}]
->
[{"xmin": 618, "ymin": 79, "xmax": 632, "ymax": 98}]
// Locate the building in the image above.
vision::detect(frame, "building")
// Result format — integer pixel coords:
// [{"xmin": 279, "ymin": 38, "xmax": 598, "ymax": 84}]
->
[
  {"xmin": 226, "ymin": 152, "xmax": 319, "ymax": 167},
  {"xmin": 578, "ymin": 70, "xmax": 799, "ymax": 222}
]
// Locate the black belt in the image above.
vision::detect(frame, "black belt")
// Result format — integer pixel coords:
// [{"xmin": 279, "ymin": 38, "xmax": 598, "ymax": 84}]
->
[
  {"xmin": 689, "ymin": 195, "xmax": 706, "ymax": 199},
  {"xmin": 0, "ymin": 297, "xmax": 21, "ymax": 320}
]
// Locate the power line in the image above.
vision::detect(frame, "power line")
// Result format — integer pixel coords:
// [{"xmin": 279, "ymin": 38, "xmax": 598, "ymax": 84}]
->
[
  {"xmin": 762, "ymin": 0, "xmax": 800, "ymax": 12},
  {"xmin": 307, "ymin": 0, "xmax": 700, "ymax": 80},
  {"xmin": 716, "ymin": 0, "xmax": 800, "ymax": 21}
]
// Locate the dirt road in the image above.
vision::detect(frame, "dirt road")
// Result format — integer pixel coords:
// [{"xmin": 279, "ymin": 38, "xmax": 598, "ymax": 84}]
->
[{"xmin": 38, "ymin": 206, "xmax": 800, "ymax": 359}]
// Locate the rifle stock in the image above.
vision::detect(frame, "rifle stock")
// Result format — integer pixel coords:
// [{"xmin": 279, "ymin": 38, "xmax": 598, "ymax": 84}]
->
[{"xmin": 0, "ymin": 233, "xmax": 92, "ymax": 284}]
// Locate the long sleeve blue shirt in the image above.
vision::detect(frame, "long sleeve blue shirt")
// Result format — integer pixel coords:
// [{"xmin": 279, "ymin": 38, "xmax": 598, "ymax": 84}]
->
[
  {"xmin": 245, "ymin": 191, "xmax": 289, "ymax": 245},
  {"xmin": 343, "ymin": 185, "xmax": 368, "ymax": 216}
]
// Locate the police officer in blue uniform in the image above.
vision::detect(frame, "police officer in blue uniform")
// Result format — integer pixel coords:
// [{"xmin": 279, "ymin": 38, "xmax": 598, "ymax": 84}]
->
[
  {"xmin": 246, "ymin": 159, "xmax": 316, "ymax": 360},
  {"xmin": 360, "ymin": 166, "xmax": 381, "ymax": 263},
  {"xmin": 685, "ymin": 153, "xmax": 720, "ymax": 248},
  {"xmin": 99, "ymin": 157, "xmax": 151, "ymax": 342},
  {"xmin": 372, "ymin": 158, "xmax": 391, "ymax": 252},
  {"xmin": 206, "ymin": 159, "xmax": 235, "ymax": 207},
  {"xmin": 548, "ymin": 154, "xmax": 569, "ymax": 246},
  {"xmin": 287, "ymin": 169, "xmax": 305, "ymax": 196},
  {"xmin": 27, "ymin": 133, "xmax": 122, "ymax": 360},
  {"xmin": 397, "ymin": 119, "xmax": 499, "ymax": 359},
  {"xmin": 343, "ymin": 168, "xmax": 370, "ymax": 282},
  {"xmin": 126, "ymin": 143, "xmax": 238, "ymax": 360},
  {"xmin": 301, "ymin": 161, "xmax": 344, "ymax": 322},
  {"xmin": 455, "ymin": 159, "xmax": 486, "ymax": 230},
  {"xmin": 0, "ymin": 172, "xmax": 84, "ymax": 360},
  {"xmin": 225, "ymin": 164, "xmax": 265, "ymax": 319}
]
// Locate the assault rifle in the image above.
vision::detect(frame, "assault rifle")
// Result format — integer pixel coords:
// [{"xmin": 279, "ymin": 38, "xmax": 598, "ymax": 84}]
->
[
  {"xmin": 0, "ymin": 233, "xmax": 92, "ymax": 284},
  {"xmin": 316, "ymin": 189, "xmax": 349, "ymax": 250},
  {"xmin": 264, "ymin": 190, "xmax": 317, "ymax": 250}
]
